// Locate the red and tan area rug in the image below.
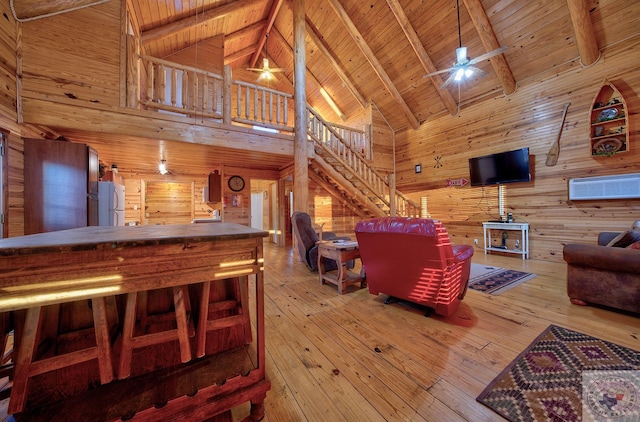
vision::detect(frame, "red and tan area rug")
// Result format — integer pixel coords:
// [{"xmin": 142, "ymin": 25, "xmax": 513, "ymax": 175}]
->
[
  {"xmin": 468, "ymin": 264, "xmax": 537, "ymax": 295},
  {"xmin": 477, "ymin": 324, "xmax": 640, "ymax": 421}
]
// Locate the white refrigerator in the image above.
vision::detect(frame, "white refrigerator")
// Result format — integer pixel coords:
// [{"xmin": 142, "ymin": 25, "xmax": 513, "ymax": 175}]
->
[{"xmin": 98, "ymin": 181, "xmax": 125, "ymax": 226}]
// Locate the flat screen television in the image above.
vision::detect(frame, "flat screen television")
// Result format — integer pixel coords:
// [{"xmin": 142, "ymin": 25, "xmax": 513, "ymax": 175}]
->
[{"xmin": 468, "ymin": 147, "xmax": 531, "ymax": 186}]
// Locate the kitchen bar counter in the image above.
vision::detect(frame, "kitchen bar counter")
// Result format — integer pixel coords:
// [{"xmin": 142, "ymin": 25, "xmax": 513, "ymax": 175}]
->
[{"xmin": 0, "ymin": 223, "xmax": 270, "ymax": 421}]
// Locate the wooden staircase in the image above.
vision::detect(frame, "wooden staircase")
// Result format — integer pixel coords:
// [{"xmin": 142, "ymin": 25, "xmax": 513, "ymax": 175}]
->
[{"xmin": 307, "ymin": 108, "xmax": 420, "ymax": 218}]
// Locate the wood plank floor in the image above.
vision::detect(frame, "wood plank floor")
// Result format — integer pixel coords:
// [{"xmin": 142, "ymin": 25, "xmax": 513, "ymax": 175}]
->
[
  {"xmin": 245, "ymin": 242, "xmax": 639, "ymax": 422},
  {"xmin": 2, "ymin": 242, "xmax": 638, "ymax": 421}
]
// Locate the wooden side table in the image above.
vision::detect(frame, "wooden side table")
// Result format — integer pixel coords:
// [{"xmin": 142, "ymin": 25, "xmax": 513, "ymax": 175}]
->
[{"xmin": 317, "ymin": 241, "xmax": 366, "ymax": 294}]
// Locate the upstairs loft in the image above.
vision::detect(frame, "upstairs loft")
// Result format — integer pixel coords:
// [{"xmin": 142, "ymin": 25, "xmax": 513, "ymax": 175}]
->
[
  {"xmin": 13, "ymin": 0, "xmax": 372, "ymax": 174},
  {"xmin": 12, "ymin": 1, "xmax": 420, "ymax": 219}
]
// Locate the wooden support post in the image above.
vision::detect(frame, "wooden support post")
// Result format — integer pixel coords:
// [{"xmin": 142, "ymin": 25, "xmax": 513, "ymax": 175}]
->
[
  {"xmin": 292, "ymin": 0, "xmax": 308, "ymax": 214},
  {"xmin": 389, "ymin": 173, "xmax": 396, "ymax": 217}
]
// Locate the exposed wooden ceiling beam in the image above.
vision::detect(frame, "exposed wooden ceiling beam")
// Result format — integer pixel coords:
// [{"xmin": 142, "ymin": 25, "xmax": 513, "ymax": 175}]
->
[
  {"xmin": 224, "ymin": 46, "xmax": 257, "ymax": 66},
  {"xmin": 326, "ymin": 0, "xmax": 419, "ymax": 130},
  {"xmin": 385, "ymin": 0, "xmax": 458, "ymax": 116},
  {"xmin": 270, "ymin": 29, "xmax": 346, "ymax": 121},
  {"xmin": 249, "ymin": 0, "xmax": 284, "ymax": 68},
  {"xmin": 462, "ymin": 0, "xmax": 517, "ymax": 95},
  {"xmin": 224, "ymin": 21, "xmax": 266, "ymax": 45},
  {"xmin": 141, "ymin": 0, "xmax": 257, "ymax": 45},
  {"xmin": 565, "ymin": 0, "xmax": 600, "ymax": 66},
  {"xmin": 11, "ymin": 0, "xmax": 110, "ymax": 21},
  {"xmin": 305, "ymin": 18, "xmax": 367, "ymax": 109}
]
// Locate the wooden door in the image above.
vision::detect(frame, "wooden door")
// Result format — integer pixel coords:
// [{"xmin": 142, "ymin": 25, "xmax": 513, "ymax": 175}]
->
[{"xmin": 24, "ymin": 138, "xmax": 88, "ymax": 234}]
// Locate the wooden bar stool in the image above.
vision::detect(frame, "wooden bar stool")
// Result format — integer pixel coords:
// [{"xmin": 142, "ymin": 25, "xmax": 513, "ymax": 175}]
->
[
  {"xmin": 118, "ymin": 286, "xmax": 193, "ymax": 379},
  {"xmin": 195, "ymin": 276, "xmax": 252, "ymax": 359},
  {"xmin": 8, "ymin": 297, "xmax": 115, "ymax": 414}
]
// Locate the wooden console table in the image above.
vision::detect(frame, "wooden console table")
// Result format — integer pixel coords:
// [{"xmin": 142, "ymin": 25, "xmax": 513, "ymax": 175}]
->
[
  {"xmin": 0, "ymin": 223, "xmax": 270, "ymax": 421},
  {"xmin": 317, "ymin": 241, "xmax": 366, "ymax": 294}
]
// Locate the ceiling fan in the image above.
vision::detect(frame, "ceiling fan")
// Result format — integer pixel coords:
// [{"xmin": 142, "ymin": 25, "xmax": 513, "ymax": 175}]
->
[
  {"xmin": 423, "ymin": 0, "xmax": 507, "ymax": 89},
  {"xmin": 247, "ymin": 33, "xmax": 285, "ymax": 82}
]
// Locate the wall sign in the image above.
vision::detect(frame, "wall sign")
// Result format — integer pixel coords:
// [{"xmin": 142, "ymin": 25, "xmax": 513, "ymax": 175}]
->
[{"xmin": 447, "ymin": 178, "xmax": 468, "ymax": 187}]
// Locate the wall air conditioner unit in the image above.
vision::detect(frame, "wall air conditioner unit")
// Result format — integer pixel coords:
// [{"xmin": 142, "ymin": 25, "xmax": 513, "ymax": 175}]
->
[{"xmin": 568, "ymin": 173, "xmax": 640, "ymax": 200}]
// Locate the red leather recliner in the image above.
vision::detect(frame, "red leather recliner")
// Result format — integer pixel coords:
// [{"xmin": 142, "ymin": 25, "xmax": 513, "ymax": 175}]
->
[{"xmin": 355, "ymin": 217, "xmax": 474, "ymax": 317}]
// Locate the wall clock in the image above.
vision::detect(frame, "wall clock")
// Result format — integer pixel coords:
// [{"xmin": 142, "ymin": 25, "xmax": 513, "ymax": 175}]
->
[{"xmin": 228, "ymin": 175, "xmax": 245, "ymax": 192}]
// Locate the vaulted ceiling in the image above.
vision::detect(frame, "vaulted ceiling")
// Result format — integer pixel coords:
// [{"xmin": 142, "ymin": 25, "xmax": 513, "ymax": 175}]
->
[{"xmin": 12, "ymin": 1, "xmax": 637, "ymax": 133}]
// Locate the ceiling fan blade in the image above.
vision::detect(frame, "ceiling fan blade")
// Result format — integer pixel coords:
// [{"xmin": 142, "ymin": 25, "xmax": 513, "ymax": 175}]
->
[
  {"xmin": 424, "ymin": 67, "xmax": 455, "ymax": 79},
  {"xmin": 467, "ymin": 46, "xmax": 507, "ymax": 65},
  {"xmin": 469, "ymin": 66, "xmax": 487, "ymax": 79},
  {"xmin": 247, "ymin": 67, "xmax": 266, "ymax": 72},
  {"xmin": 440, "ymin": 71, "xmax": 457, "ymax": 89}
]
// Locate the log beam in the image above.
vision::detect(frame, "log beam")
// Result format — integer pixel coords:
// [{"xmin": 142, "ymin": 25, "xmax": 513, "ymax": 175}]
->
[
  {"xmin": 566, "ymin": 0, "xmax": 600, "ymax": 66},
  {"xmin": 326, "ymin": 0, "xmax": 420, "ymax": 130},
  {"xmin": 385, "ymin": 0, "xmax": 458, "ymax": 116},
  {"xmin": 305, "ymin": 18, "xmax": 367, "ymax": 109},
  {"xmin": 462, "ymin": 0, "xmax": 517, "ymax": 95},
  {"xmin": 270, "ymin": 29, "xmax": 346, "ymax": 121},
  {"xmin": 248, "ymin": 0, "xmax": 284, "ymax": 69},
  {"xmin": 141, "ymin": 0, "xmax": 257, "ymax": 45}
]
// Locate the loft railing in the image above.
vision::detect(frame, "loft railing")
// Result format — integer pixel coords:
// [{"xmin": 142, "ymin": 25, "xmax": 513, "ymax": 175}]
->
[
  {"xmin": 137, "ymin": 55, "xmax": 295, "ymax": 133},
  {"xmin": 134, "ymin": 55, "xmax": 419, "ymax": 217}
]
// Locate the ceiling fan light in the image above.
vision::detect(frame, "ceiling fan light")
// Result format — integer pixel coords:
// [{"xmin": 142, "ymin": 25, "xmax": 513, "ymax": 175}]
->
[
  {"xmin": 456, "ymin": 47, "xmax": 468, "ymax": 64},
  {"xmin": 454, "ymin": 68, "xmax": 465, "ymax": 81},
  {"xmin": 464, "ymin": 68, "xmax": 474, "ymax": 78},
  {"xmin": 258, "ymin": 70, "xmax": 274, "ymax": 82},
  {"xmin": 159, "ymin": 160, "xmax": 168, "ymax": 175}
]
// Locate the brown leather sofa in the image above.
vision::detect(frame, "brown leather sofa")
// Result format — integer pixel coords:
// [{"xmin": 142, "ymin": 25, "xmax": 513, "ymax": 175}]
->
[
  {"xmin": 563, "ymin": 232, "xmax": 640, "ymax": 314},
  {"xmin": 355, "ymin": 217, "xmax": 474, "ymax": 317}
]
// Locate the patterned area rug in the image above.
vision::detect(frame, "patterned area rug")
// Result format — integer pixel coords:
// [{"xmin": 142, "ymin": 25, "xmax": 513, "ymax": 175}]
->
[
  {"xmin": 468, "ymin": 264, "xmax": 537, "ymax": 295},
  {"xmin": 477, "ymin": 324, "xmax": 640, "ymax": 421}
]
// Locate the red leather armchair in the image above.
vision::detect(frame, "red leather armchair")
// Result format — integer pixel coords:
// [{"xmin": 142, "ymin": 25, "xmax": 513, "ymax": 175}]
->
[{"xmin": 355, "ymin": 217, "xmax": 474, "ymax": 317}]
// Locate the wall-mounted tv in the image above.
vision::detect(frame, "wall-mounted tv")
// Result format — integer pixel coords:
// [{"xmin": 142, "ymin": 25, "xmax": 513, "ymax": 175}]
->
[{"xmin": 468, "ymin": 147, "xmax": 532, "ymax": 187}]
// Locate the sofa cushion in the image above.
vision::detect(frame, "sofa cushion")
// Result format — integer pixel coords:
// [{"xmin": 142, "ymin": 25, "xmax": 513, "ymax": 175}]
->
[
  {"xmin": 627, "ymin": 240, "xmax": 640, "ymax": 249},
  {"xmin": 605, "ymin": 230, "xmax": 640, "ymax": 247}
]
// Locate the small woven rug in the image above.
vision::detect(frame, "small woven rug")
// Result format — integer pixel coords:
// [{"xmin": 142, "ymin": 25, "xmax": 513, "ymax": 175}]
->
[
  {"xmin": 477, "ymin": 324, "xmax": 640, "ymax": 421},
  {"xmin": 468, "ymin": 264, "xmax": 536, "ymax": 295}
]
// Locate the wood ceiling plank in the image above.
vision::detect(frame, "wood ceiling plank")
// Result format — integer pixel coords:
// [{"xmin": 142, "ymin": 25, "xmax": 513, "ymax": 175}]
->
[
  {"xmin": 386, "ymin": 0, "xmax": 458, "ymax": 116},
  {"xmin": 305, "ymin": 18, "xmax": 367, "ymax": 109},
  {"xmin": 141, "ymin": 0, "xmax": 265, "ymax": 44},
  {"xmin": 462, "ymin": 0, "xmax": 517, "ymax": 95},
  {"xmin": 11, "ymin": 0, "xmax": 109, "ymax": 21},
  {"xmin": 249, "ymin": 0, "xmax": 284, "ymax": 68},
  {"xmin": 325, "ymin": 0, "xmax": 420, "ymax": 130}
]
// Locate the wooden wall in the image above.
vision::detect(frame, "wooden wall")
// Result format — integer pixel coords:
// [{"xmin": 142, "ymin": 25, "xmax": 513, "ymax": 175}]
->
[
  {"xmin": 19, "ymin": 1, "xmax": 121, "ymax": 108},
  {"xmin": 395, "ymin": 36, "xmax": 640, "ymax": 262}
]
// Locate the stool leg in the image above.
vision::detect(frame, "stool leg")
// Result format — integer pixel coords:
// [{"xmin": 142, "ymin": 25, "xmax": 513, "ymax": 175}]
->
[
  {"xmin": 118, "ymin": 292, "xmax": 138, "ymax": 380},
  {"xmin": 8, "ymin": 306, "xmax": 41, "ymax": 414},
  {"xmin": 196, "ymin": 282, "xmax": 212, "ymax": 358},
  {"xmin": 237, "ymin": 277, "xmax": 252, "ymax": 343},
  {"xmin": 91, "ymin": 297, "xmax": 114, "ymax": 384},
  {"xmin": 172, "ymin": 286, "xmax": 192, "ymax": 363}
]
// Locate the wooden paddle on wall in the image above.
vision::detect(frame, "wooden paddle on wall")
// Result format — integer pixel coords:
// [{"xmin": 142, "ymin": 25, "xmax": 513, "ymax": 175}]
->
[{"xmin": 546, "ymin": 102, "xmax": 570, "ymax": 166}]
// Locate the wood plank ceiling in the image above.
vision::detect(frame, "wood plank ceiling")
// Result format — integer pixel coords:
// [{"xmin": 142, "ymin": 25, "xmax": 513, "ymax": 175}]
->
[{"xmin": 13, "ymin": 0, "xmax": 631, "ymax": 171}]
